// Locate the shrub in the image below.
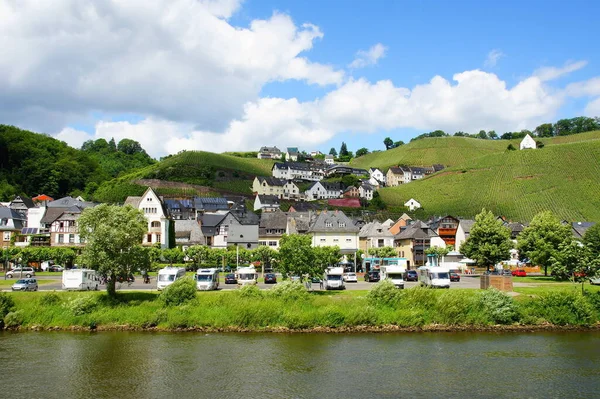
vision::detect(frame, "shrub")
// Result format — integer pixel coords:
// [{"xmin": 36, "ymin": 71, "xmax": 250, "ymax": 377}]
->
[
  {"xmin": 0, "ymin": 292, "xmax": 15, "ymax": 318},
  {"xmin": 435, "ymin": 290, "xmax": 477, "ymax": 325},
  {"xmin": 4, "ymin": 310, "xmax": 25, "ymax": 329},
  {"xmin": 401, "ymin": 286, "xmax": 438, "ymax": 309},
  {"xmin": 534, "ymin": 291, "xmax": 595, "ymax": 325},
  {"xmin": 159, "ymin": 277, "xmax": 197, "ymax": 306},
  {"xmin": 66, "ymin": 296, "xmax": 98, "ymax": 316},
  {"xmin": 38, "ymin": 292, "xmax": 61, "ymax": 306},
  {"xmin": 367, "ymin": 279, "xmax": 402, "ymax": 306},
  {"xmin": 477, "ymin": 289, "xmax": 517, "ymax": 324},
  {"xmin": 236, "ymin": 285, "xmax": 264, "ymax": 299},
  {"xmin": 269, "ymin": 281, "xmax": 308, "ymax": 302}
]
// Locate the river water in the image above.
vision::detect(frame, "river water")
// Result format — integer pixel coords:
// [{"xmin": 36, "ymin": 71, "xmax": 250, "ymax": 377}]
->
[{"xmin": 1, "ymin": 331, "xmax": 599, "ymax": 398}]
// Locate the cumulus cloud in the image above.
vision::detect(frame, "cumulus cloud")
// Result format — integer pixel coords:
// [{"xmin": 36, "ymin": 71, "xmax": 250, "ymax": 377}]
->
[
  {"xmin": 484, "ymin": 49, "xmax": 505, "ymax": 68},
  {"xmin": 349, "ymin": 43, "xmax": 387, "ymax": 69},
  {"xmin": 534, "ymin": 60, "xmax": 587, "ymax": 81}
]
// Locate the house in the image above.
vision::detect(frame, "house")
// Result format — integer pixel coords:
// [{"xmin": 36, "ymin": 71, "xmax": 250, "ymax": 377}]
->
[
  {"xmin": 272, "ymin": 162, "xmax": 323, "ymax": 181},
  {"xmin": 359, "ymin": 183, "xmax": 375, "ymax": 200},
  {"xmin": 386, "ymin": 167, "xmax": 405, "ymax": 187},
  {"xmin": 308, "ymin": 210, "xmax": 360, "ymax": 256},
  {"xmin": 368, "ymin": 168, "xmax": 386, "ymax": 185},
  {"xmin": 389, "ymin": 213, "xmax": 412, "ymax": 235},
  {"xmin": 359, "ymin": 221, "xmax": 395, "ymax": 252},
  {"xmin": 223, "ymin": 209, "xmax": 260, "ymax": 250},
  {"xmin": 9, "ymin": 195, "xmax": 34, "ymax": 214},
  {"xmin": 404, "ymin": 198, "xmax": 421, "ymax": 211},
  {"xmin": 288, "ymin": 202, "xmax": 319, "ymax": 212},
  {"xmin": 310, "ymin": 150, "xmax": 323, "ymax": 157},
  {"xmin": 428, "ymin": 215, "xmax": 460, "ymax": 246},
  {"xmin": 193, "ymin": 197, "xmax": 230, "ymax": 217},
  {"xmin": 571, "ymin": 221, "xmax": 595, "ymax": 240},
  {"xmin": 49, "ymin": 209, "xmax": 87, "ymax": 246},
  {"xmin": 200, "ymin": 212, "xmax": 228, "ymax": 247},
  {"xmin": 257, "ymin": 146, "xmax": 282, "ymax": 159},
  {"xmin": 254, "ymin": 195, "xmax": 280, "ymax": 212},
  {"xmin": 287, "ymin": 212, "xmax": 312, "ymax": 235},
  {"xmin": 124, "ymin": 187, "xmax": 171, "ymax": 248},
  {"xmin": 174, "ymin": 219, "xmax": 205, "ymax": 250},
  {"xmin": 38, "ymin": 196, "xmax": 96, "ymax": 247},
  {"xmin": 324, "ymin": 154, "xmax": 335, "ymax": 165},
  {"xmin": 258, "ymin": 210, "xmax": 288, "ymax": 248},
  {"xmin": 252, "ymin": 176, "xmax": 285, "ymax": 197},
  {"xmin": 366, "ymin": 176, "xmax": 380, "ymax": 189},
  {"xmin": 455, "ymin": 219, "xmax": 475, "ymax": 253},
  {"xmin": 520, "ymin": 134, "xmax": 537, "ymax": 150},
  {"xmin": 286, "ymin": 147, "xmax": 299, "ymax": 162},
  {"xmin": 0, "ymin": 206, "xmax": 27, "ymax": 248},
  {"xmin": 411, "ymin": 167, "xmax": 426, "ymax": 180},
  {"xmin": 506, "ymin": 222, "xmax": 526, "ymax": 239},
  {"xmin": 304, "ymin": 181, "xmax": 343, "ymax": 201},
  {"xmin": 394, "ymin": 221, "xmax": 446, "ymax": 267},
  {"xmin": 325, "ymin": 165, "xmax": 369, "ymax": 177},
  {"xmin": 164, "ymin": 198, "xmax": 195, "ymax": 220},
  {"xmin": 343, "ymin": 186, "xmax": 360, "ymax": 198},
  {"xmin": 282, "ymin": 180, "xmax": 301, "ymax": 200},
  {"xmin": 327, "ymin": 198, "xmax": 361, "ymax": 208}
]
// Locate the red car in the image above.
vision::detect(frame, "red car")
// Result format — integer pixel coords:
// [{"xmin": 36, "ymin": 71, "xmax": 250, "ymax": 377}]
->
[
  {"xmin": 511, "ymin": 269, "xmax": 527, "ymax": 277},
  {"xmin": 449, "ymin": 272, "xmax": 460, "ymax": 282}
]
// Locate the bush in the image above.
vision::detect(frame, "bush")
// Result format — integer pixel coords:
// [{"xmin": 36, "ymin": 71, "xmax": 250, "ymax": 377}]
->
[
  {"xmin": 367, "ymin": 279, "xmax": 401, "ymax": 306},
  {"xmin": 0, "ymin": 292, "xmax": 15, "ymax": 318},
  {"xmin": 236, "ymin": 285, "xmax": 264, "ymax": 299},
  {"xmin": 435, "ymin": 290, "xmax": 477, "ymax": 325},
  {"xmin": 38, "ymin": 292, "xmax": 61, "ymax": 306},
  {"xmin": 66, "ymin": 296, "xmax": 98, "ymax": 316},
  {"xmin": 533, "ymin": 291, "xmax": 595, "ymax": 325},
  {"xmin": 401, "ymin": 286, "xmax": 438, "ymax": 309},
  {"xmin": 477, "ymin": 289, "xmax": 517, "ymax": 324},
  {"xmin": 4, "ymin": 310, "xmax": 24, "ymax": 329},
  {"xmin": 159, "ymin": 277, "xmax": 197, "ymax": 306},
  {"xmin": 269, "ymin": 281, "xmax": 308, "ymax": 302}
]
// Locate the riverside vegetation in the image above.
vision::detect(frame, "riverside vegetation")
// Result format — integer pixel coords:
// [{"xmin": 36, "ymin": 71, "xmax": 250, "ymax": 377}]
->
[{"xmin": 1, "ymin": 279, "xmax": 600, "ymax": 331}]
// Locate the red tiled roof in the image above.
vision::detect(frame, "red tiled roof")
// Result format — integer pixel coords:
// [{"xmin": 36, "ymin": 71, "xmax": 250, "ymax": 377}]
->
[
  {"xmin": 32, "ymin": 194, "xmax": 54, "ymax": 201},
  {"xmin": 327, "ymin": 198, "xmax": 361, "ymax": 208}
]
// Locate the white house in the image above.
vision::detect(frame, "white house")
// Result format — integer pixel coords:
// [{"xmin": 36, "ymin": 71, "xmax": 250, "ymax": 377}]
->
[
  {"xmin": 308, "ymin": 210, "xmax": 359, "ymax": 255},
  {"xmin": 304, "ymin": 181, "xmax": 343, "ymax": 201},
  {"xmin": 253, "ymin": 195, "xmax": 280, "ymax": 212},
  {"xmin": 124, "ymin": 187, "xmax": 170, "ymax": 248},
  {"xmin": 359, "ymin": 183, "xmax": 375, "ymax": 200},
  {"xmin": 368, "ymin": 168, "xmax": 386, "ymax": 185},
  {"xmin": 324, "ymin": 154, "xmax": 335, "ymax": 165},
  {"xmin": 286, "ymin": 147, "xmax": 299, "ymax": 161},
  {"xmin": 359, "ymin": 221, "xmax": 394, "ymax": 252},
  {"xmin": 404, "ymin": 198, "xmax": 421, "ymax": 211},
  {"xmin": 520, "ymin": 134, "xmax": 537, "ymax": 150},
  {"xmin": 455, "ymin": 219, "xmax": 475, "ymax": 253},
  {"xmin": 257, "ymin": 146, "xmax": 282, "ymax": 159}
]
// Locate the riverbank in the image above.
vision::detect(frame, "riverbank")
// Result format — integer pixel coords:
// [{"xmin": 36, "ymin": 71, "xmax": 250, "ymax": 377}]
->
[{"xmin": 2, "ymin": 281, "xmax": 600, "ymax": 332}]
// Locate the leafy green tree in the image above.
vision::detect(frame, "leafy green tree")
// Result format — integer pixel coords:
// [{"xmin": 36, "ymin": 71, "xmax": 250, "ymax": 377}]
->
[
  {"xmin": 329, "ymin": 147, "xmax": 337, "ymax": 156},
  {"xmin": 550, "ymin": 240, "xmax": 598, "ymax": 293},
  {"xmin": 252, "ymin": 246, "xmax": 278, "ymax": 272},
  {"xmin": 584, "ymin": 223, "xmax": 600, "ymax": 256},
  {"xmin": 339, "ymin": 142, "xmax": 349, "ymax": 157},
  {"xmin": 117, "ymin": 138, "xmax": 144, "ymax": 155},
  {"xmin": 368, "ymin": 246, "xmax": 397, "ymax": 258},
  {"xmin": 517, "ymin": 211, "xmax": 572, "ymax": 276},
  {"xmin": 534, "ymin": 123, "xmax": 554, "ymax": 137},
  {"xmin": 78, "ymin": 204, "xmax": 148, "ymax": 296},
  {"xmin": 394, "ymin": 140, "xmax": 404, "ymax": 147},
  {"xmin": 383, "ymin": 137, "xmax": 394, "ymax": 150},
  {"xmin": 488, "ymin": 130, "xmax": 498, "ymax": 139},
  {"xmin": 460, "ymin": 209, "xmax": 513, "ymax": 271},
  {"xmin": 477, "ymin": 130, "xmax": 488, "ymax": 139},
  {"xmin": 356, "ymin": 147, "xmax": 369, "ymax": 157},
  {"xmin": 370, "ymin": 191, "xmax": 386, "ymax": 210},
  {"xmin": 313, "ymin": 246, "xmax": 342, "ymax": 277},
  {"xmin": 185, "ymin": 245, "xmax": 211, "ymax": 268},
  {"xmin": 108, "ymin": 138, "xmax": 117, "ymax": 152},
  {"xmin": 162, "ymin": 247, "xmax": 185, "ymax": 266},
  {"xmin": 425, "ymin": 246, "xmax": 450, "ymax": 265},
  {"xmin": 278, "ymin": 234, "xmax": 315, "ymax": 279}
]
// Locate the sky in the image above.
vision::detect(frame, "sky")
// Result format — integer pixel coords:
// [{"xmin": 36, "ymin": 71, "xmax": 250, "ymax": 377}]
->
[{"xmin": 2, "ymin": 0, "xmax": 600, "ymax": 158}]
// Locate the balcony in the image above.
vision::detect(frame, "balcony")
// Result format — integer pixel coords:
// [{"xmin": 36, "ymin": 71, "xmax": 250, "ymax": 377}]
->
[{"xmin": 438, "ymin": 228, "xmax": 457, "ymax": 236}]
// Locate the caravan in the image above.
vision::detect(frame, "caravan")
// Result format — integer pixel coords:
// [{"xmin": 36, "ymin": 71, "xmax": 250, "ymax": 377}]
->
[
  {"xmin": 418, "ymin": 266, "xmax": 451, "ymax": 288},
  {"xmin": 62, "ymin": 269, "xmax": 99, "ymax": 291},
  {"xmin": 236, "ymin": 266, "xmax": 258, "ymax": 286},
  {"xmin": 157, "ymin": 267, "xmax": 187, "ymax": 290},
  {"xmin": 380, "ymin": 264, "xmax": 406, "ymax": 289},
  {"xmin": 195, "ymin": 268, "xmax": 220, "ymax": 291},
  {"xmin": 323, "ymin": 267, "xmax": 345, "ymax": 290}
]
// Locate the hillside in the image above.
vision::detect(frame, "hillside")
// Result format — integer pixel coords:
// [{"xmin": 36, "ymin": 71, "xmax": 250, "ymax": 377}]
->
[{"xmin": 379, "ymin": 135, "xmax": 600, "ymax": 222}]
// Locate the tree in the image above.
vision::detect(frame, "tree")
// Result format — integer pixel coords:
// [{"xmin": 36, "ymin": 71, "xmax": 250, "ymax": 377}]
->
[
  {"xmin": 329, "ymin": 147, "xmax": 337, "ymax": 157},
  {"xmin": 368, "ymin": 246, "xmax": 397, "ymax": 258},
  {"xmin": 584, "ymin": 223, "xmax": 600, "ymax": 256},
  {"xmin": 425, "ymin": 246, "xmax": 450, "ymax": 265},
  {"xmin": 488, "ymin": 130, "xmax": 498, "ymax": 140},
  {"xmin": 117, "ymin": 138, "xmax": 144, "ymax": 155},
  {"xmin": 278, "ymin": 234, "xmax": 315, "ymax": 279},
  {"xmin": 355, "ymin": 147, "xmax": 369, "ymax": 157},
  {"xmin": 394, "ymin": 140, "xmax": 405, "ymax": 148},
  {"xmin": 185, "ymin": 245, "xmax": 211, "ymax": 268},
  {"xmin": 108, "ymin": 137, "xmax": 117, "ymax": 152},
  {"xmin": 313, "ymin": 246, "xmax": 342, "ymax": 277},
  {"xmin": 460, "ymin": 209, "xmax": 513, "ymax": 271},
  {"xmin": 339, "ymin": 142, "xmax": 349, "ymax": 157},
  {"xmin": 162, "ymin": 247, "xmax": 185, "ymax": 266},
  {"xmin": 252, "ymin": 246, "xmax": 278, "ymax": 273},
  {"xmin": 517, "ymin": 211, "xmax": 572, "ymax": 276},
  {"xmin": 550, "ymin": 240, "xmax": 598, "ymax": 294},
  {"xmin": 370, "ymin": 191, "xmax": 386, "ymax": 210},
  {"xmin": 78, "ymin": 204, "xmax": 148, "ymax": 296},
  {"xmin": 534, "ymin": 123, "xmax": 554, "ymax": 137},
  {"xmin": 477, "ymin": 130, "xmax": 488, "ymax": 139},
  {"xmin": 506, "ymin": 144, "xmax": 516, "ymax": 151},
  {"xmin": 383, "ymin": 137, "xmax": 394, "ymax": 150}
]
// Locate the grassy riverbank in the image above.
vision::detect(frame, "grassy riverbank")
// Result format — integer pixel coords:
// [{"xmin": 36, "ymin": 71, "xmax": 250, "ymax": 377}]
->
[{"xmin": 1, "ymin": 281, "xmax": 600, "ymax": 331}]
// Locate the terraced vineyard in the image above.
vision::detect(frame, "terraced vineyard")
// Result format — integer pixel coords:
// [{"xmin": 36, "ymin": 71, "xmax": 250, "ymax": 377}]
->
[{"xmin": 379, "ymin": 138, "xmax": 600, "ymax": 222}]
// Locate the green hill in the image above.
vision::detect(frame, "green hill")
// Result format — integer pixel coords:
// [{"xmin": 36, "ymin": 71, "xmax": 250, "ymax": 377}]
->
[{"xmin": 379, "ymin": 136, "xmax": 600, "ymax": 222}]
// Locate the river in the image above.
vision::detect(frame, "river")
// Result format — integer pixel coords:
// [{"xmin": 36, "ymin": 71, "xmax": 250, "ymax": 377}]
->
[{"xmin": 1, "ymin": 331, "xmax": 599, "ymax": 398}]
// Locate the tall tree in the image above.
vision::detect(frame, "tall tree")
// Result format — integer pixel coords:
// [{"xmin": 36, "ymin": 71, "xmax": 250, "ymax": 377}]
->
[
  {"xmin": 517, "ymin": 211, "xmax": 572, "ymax": 276},
  {"xmin": 383, "ymin": 137, "xmax": 394, "ymax": 150},
  {"xmin": 313, "ymin": 246, "xmax": 342, "ymax": 277},
  {"xmin": 117, "ymin": 138, "xmax": 144, "ymax": 155},
  {"xmin": 534, "ymin": 123, "xmax": 554, "ymax": 137},
  {"xmin": 584, "ymin": 223, "xmax": 600, "ymax": 256},
  {"xmin": 329, "ymin": 147, "xmax": 337, "ymax": 157},
  {"xmin": 550, "ymin": 240, "xmax": 598, "ymax": 293},
  {"xmin": 488, "ymin": 130, "xmax": 498, "ymax": 140},
  {"xmin": 460, "ymin": 209, "xmax": 512, "ymax": 271},
  {"xmin": 278, "ymin": 234, "xmax": 315, "ymax": 279},
  {"xmin": 78, "ymin": 204, "xmax": 148, "ymax": 296},
  {"xmin": 252, "ymin": 246, "xmax": 278, "ymax": 273},
  {"xmin": 477, "ymin": 130, "xmax": 488, "ymax": 139},
  {"xmin": 339, "ymin": 142, "xmax": 349, "ymax": 157}
]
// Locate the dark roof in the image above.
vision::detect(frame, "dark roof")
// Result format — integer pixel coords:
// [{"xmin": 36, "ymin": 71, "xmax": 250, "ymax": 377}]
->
[
  {"xmin": 287, "ymin": 147, "xmax": 299, "ymax": 154},
  {"xmin": 259, "ymin": 146, "xmax": 281, "ymax": 153},
  {"xmin": 174, "ymin": 220, "xmax": 205, "ymax": 244},
  {"xmin": 411, "ymin": 167, "xmax": 426, "ymax": 175},
  {"xmin": 572, "ymin": 222, "xmax": 596, "ymax": 239},
  {"xmin": 11, "ymin": 195, "xmax": 34, "ymax": 209},
  {"xmin": 256, "ymin": 176, "xmax": 285, "ymax": 187},
  {"xmin": 287, "ymin": 212, "xmax": 311, "ymax": 233},
  {"xmin": 388, "ymin": 167, "xmax": 403, "ymax": 174},
  {"xmin": 288, "ymin": 202, "xmax": 319, "ymax": 212},
  {"xmin": 395, "ymin": 220, "xmax": 437, "ymax": 240},
  {"xmin": 308, "ymin": 210, "xmax": 360, "ymax": 233},
  {"xmin": 458, "ymin": 219, "xmax": 475, "ymax": 234},
  {"xmin": 46, "ymin": 196, "xmax": 95, "ymax": 209},
  {"xmin": 39, "ymin": 207, "xmax": 67, "ymax": 224},
  {"xmin": 193, "ymin": 197, "xmax": 229, "ymax": 212},
  {"xmin": 257, "ymin": 195, "xmax": 280, "ymax": 206},
  {"xmin": 433, "ymin": 164, "xmax": 445, "ymax": 172},
  {"xmin": 259, "ymin": 210, "xmax": 288, "ymax": 231},
  {"xmin": 0, "ymin": 207, "xmax": 26, "ymax": 230},
  {"xmin": 230, "ymin": 209, "xmax": 260, "ymax": 225}
]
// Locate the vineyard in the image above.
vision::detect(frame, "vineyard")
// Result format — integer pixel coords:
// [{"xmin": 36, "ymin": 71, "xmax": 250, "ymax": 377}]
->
[{"xmin": 379, "ymin": 137, "xmax": 600, "ymax": 222}]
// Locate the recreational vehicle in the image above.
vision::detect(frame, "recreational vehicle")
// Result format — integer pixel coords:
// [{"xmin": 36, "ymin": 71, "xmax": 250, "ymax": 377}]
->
[
  {"xmin": 62, "ymin": 269, "xmax": 99, "ymax": 291},
  {"xmin": 323, "ymin": 267, "xmax": 345, "ymax": 290},
  {"xmin": 195, "ymin": 268, "xmax": 220, "ymax": 291},
  {"xmin": 236, "ymin": 266, "xmax": 258, "ymax": 286},
  {"xmin": 418, "ymin": 266, "xmax": 451, "ymax": 288},
  {"xmin": 157, "ymin": 267, "xmax": 187, "ymax": 290},
  {"xmin": 380, "ymin": 264, "xmax": 406, "ymax": 289}
]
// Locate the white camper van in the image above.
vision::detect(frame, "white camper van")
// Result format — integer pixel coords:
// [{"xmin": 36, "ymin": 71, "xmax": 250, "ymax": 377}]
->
[
  {"xmin": 418, "ymin": 266, "xmax": 451, "ymax": 288},
  {"xmin": 236, "ymin": 266, "xmax": 258, "ymax": 286},
  {"xmin": 62, "ymin": 269, "xmax": 99, "ymax": 291},
  {"xmin": 323, "ymin": 267, "xmax": 345, "ymax": 290},
  {"xmin": 195, "ymin": 268, "xmax": 220, "ymax": 291},
  {"xmin": 380, "ymin": 264, "xmax": 406, "ymax": 289},
  {"xmin": 157, "ymin": 267, "xmax": 187, "ymax": 290}
]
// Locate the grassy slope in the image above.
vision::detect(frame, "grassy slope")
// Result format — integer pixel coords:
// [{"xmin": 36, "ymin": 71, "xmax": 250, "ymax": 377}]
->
[{"xmin": 379, "ymin": 136, "xmax": 600, "ymax": 222}]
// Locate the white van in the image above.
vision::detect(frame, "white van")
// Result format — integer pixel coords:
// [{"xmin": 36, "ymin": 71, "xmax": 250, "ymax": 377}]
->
[
  {"xmin": 323, "ymin": 267, "xmax": 345, "ymax": 290},
  {"xmin": 236, "ymin": 266, "xmax": 258, "ymax": 286},
  {"xmin": 418, "ymin": 266, "xmax": 451, "ymax": 288},
  {"xmin": 62, "ymin": 269, "xmax": 99, "ymax": 291},
  {"xmin": 157, "ymin": 267, "xmax": 187, "ymax": 290},
  {"xmin": 196, "ymin": 268, "xmax": 220, "ymax": 291},
  {"xmin": 380, "ymin": 264, "xmax": 406, "ymax": 289}
]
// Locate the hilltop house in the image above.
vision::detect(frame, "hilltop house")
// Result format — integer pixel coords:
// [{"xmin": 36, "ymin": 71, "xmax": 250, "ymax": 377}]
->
[
  {"xmin": 520, "ymin": 134, "xmax": 537, "ymax": 150},
  {"xmin": 386, "ymin": 167, "xmax": 409, "ymax": 186},
  {"xmin": 359, "ymin": 183, "xmax": 375, "ymax": 200},
  {"xmin": 368, "ymin": 168, "xmax": 386, "ymax": 185},
  {"xmin": 124, "ymin": 187, "xmax": 171, "ymax": 248},
  {"xmin": 307, "ymin": 210, "xmax": 360, "ymax": 255},
  {"xmin": 324, "ymin": 154, "xmax": 335, "ymax": 165},
  {"xmin": 252, "ymin": 177, "xmax": 300, "ymax": 199},
  {"xmin": 343, "ymin": 186, "xmax": 360, "ymax": 198},
  {"xmin": 404, "ymin": 198, "xmax": 421, "ymax": 211},
  {"xmin": 286, "ymin": 147, "xmax": 299, "ymax": 162},
  {"xmin": 257, "ymin": 146, "xmax": 282, "ymax": 159},
  {"xmin": 272, "ymin": 162, "xmax": 324, "ymax": 182}
]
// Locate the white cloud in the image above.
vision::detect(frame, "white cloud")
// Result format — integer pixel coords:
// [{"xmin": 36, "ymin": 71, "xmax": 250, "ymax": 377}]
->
[
  {"xmin": 484, "ymin": 49, "xmax": 505, "ymax": 68},
  {"xmin": 585, "ymin": 97, "xmax": 600, "ymax": 116},
  {"xmin": 349, "ymin": 43, "xmax": 387, "ymax": 69},
  {"xmin": 534, "ymin": 60, "xmax": 587, "ymax": 81}
]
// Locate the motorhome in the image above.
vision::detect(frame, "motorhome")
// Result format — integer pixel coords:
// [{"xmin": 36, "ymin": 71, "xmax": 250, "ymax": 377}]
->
[
  {"xmin": 418, "ymin": 266, "xmax": 451, "ymax": 288},
  {"xmin": 323, "ymin": 267, "xmax": 345, "ymax": 290},
  {"xmin": 62, "ymin": 269, "xmax": 99, "ymax": 291},
  {"xmin": 157, "ymin": 267, "xmax": 187, "ymax": 290},
  {"xmin": 195, "ymin": 268, "xmax": 220, "ymax": 291},
  {"xmin": 380, "ymin": 264, "xmax": 406, "ymax": 289},
  {"xmin": 236, "ymin": 266, "xmax": 258, "ymax": 286}
]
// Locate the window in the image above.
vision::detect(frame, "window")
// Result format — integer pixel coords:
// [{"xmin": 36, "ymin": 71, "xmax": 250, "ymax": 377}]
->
[
  {"xmin": 346, "ymin": 238, "xmax": 351, "ymax": 242},
  {"xmin": 147, "ymin": 233, "xmax": 152, "ymax": 243},
  {"xmin": 3, "ymin": 232, "xmax": 10, "ymax": 241},
  {"xmin": 58, "ymin": 234, "xmax": 64, "ymax": 244},
  {"xmin": 320, "ymin": 238, "xmax": 326, "ymax": 243},
  {"xmin": 79, "ymin": 236, "xmax": 85, "ymax": 244},
  {"xmin": 69, "ymin": 234, "xmax": 75, "ymax": 243},
  {"xmin": 333, "ymin": 238, "xmax": 339, "ymax": 242},
  {"xmin": 259, "ymin": 241, "xmax": 267, "ymax": 246},
  {"xmin": 268, "ymin": 241, "xmax": 277, "ymax": 246},
  {"xmin": 325, "ymin": 222, "xmax": 333, "ymax": 227},
  {"xmin": 147, "ymin": 197, "xmax": 152, "ymax": 202},
  {"xmin": 151, "ymin": 221, "xmax": 161, "ymax": 228},
  {"xmin": 156, "ymin": 234, "xmax": 161, "ymax": 243},
  {"xmin": 338, "ymin": 222, "xmax": 346, "ymax": 227}
]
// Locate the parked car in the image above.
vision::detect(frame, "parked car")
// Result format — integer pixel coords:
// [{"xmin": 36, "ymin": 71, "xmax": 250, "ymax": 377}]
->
[
  {"xmin": 311, "ymin": 277, "xmax": 322, "ymax": 284},
  {"xmin": 343, "ymin": 272, "xmax": 358, "ymax": 282},
  {"xmin": 450, "ymin": 272, "xmax": 460, "ymax": 282},
  {"xmin": 49, "ymin": 265, "xmax": 64, "ymax": 272},
  {"xmin": 224, "ymin": 273, "xmax": 237, "ymax": 284},
  {"xmin": 364, "ymin": 270, "xmax": 380, "ymax": 282},
  {"xmin": 290, "ymin": 275, "xmax": 302, "ymax": 282},
  {"xmin": 512, "ymin": 269, "xmax": 527, "ymax": 277},
  {"xmin": 264, "ymin": 273, "xmax": 277, "ymax": 284},
  {"xmin": 12, "ymin": 278, "xmax": 38, "ymax": 291},
  {"xmin": 6, "ymin": 267, "xmax": 36, "ymax": 278},
  {"xmin": 404, "ymin": 270, "xmax": 418, "ymax": 282}
]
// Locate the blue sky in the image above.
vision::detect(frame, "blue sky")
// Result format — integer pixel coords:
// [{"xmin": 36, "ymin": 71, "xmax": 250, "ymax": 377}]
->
[{"xmin": 2, "ymin": 0, "xmax": 599, "ymax": 157}]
